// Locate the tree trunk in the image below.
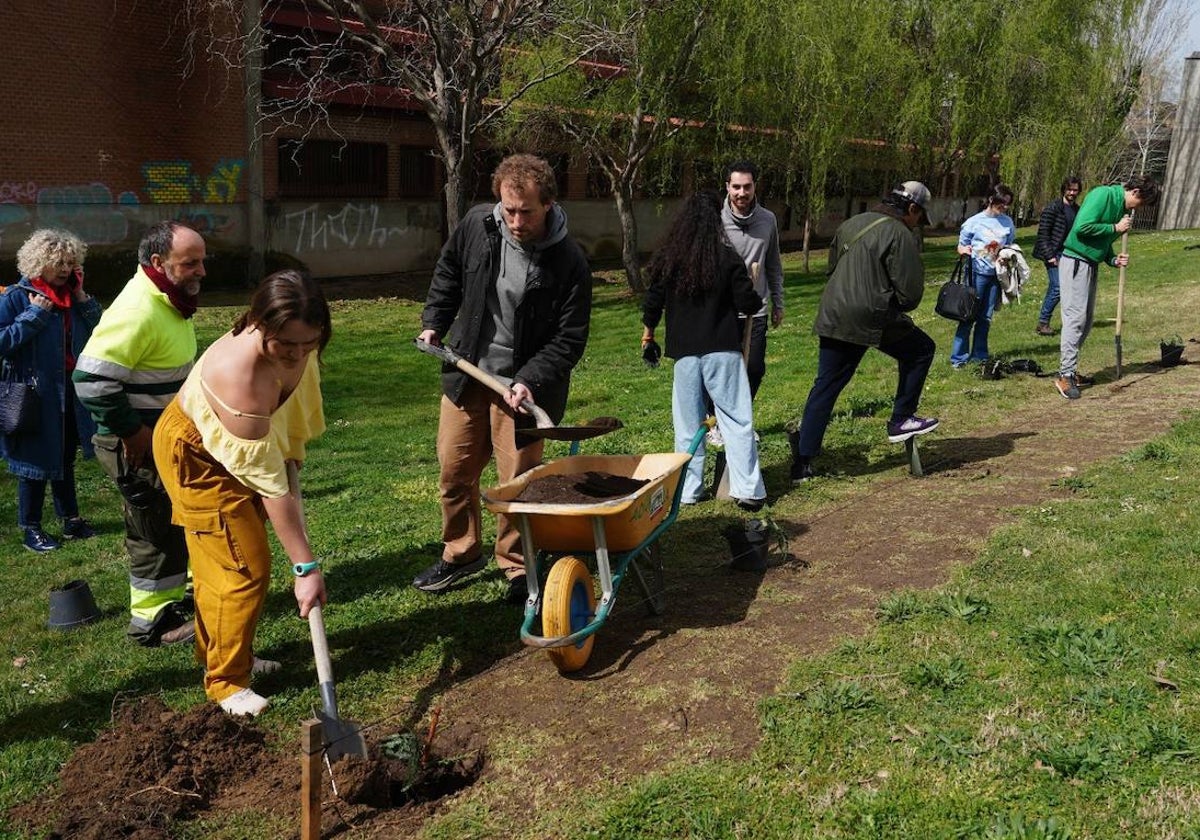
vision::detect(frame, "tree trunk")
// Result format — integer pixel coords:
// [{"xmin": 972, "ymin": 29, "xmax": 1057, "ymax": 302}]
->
[
  {"xmin": 614, "ymin": 181, "xmax": 643, "ymax": 292},
  {"xmin": 441, "ymin": 147, "xmax": 471, "ymax": 237},
  {"xmin": 802, "ymin": 214, "xmax": 811, "ymax": 273}
]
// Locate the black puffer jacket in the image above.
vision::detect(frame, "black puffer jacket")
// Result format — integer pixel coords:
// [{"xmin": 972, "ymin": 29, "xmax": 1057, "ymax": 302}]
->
[
  {"xmin": 1032, "ymin": 198, "xmax": 1079, "ymax": 262},
  {"xmin": 421, "ymin": 204, "xmax": 592, "ymax": 423}
]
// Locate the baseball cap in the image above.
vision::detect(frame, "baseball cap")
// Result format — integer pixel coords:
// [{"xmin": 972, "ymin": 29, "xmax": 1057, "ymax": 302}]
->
[{"xmin": 894, "ymin": 180, "xmax": 932, "ymax": 225}]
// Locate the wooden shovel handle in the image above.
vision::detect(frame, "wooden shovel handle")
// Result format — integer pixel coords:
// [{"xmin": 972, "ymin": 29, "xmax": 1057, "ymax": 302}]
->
[{"xmin": 1115, "ymin": 231, "xmax": 1129, "ymax": 337}]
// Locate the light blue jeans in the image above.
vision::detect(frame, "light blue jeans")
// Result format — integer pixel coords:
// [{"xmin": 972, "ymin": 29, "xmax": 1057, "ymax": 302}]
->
[
  {"xmin": 949, "ymin": 272, "xmax": 1001, "ymax": 366},
  {"xmin": 672, "ymin": 352, "xmax": 764, "ymax": 503}
]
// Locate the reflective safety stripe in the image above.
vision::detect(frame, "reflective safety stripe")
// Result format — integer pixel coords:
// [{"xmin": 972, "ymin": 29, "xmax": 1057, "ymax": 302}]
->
[
  {"xmin": 130, "ymin": 585, "xmax": 187, "ymax": 623},
  {"xmin": 73, "ymin": 378, "xmax": 126, "ymax": 399},
  {"xmin": 130, "ymin": 571, "xmax": 189, "ymax": 592},
  {"xmin": 74, "ymin": 357, "xmax": 194, "ymax": 385}
]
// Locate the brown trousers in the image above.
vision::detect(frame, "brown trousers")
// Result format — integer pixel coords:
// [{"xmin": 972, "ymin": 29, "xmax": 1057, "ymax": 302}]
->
[
  {"xmin": 437, "ymin": 381, "xmax": 543, "ymax": 578},
  {"xmin": 153, "ymin": 400, "xmax": 271, "ymax": 703}
]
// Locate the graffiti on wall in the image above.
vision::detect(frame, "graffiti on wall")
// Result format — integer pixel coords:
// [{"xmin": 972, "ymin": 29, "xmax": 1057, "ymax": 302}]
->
[
  {"xmin": 35, "ymin": 184, "xmax": 133, "ymax": 245},
  {"xmin": 282, "ymin": 202, "xmax": 408, "ymax": 253},
  {"xmin": 142, "ymin": 158, "xmax": 245, "ymax": 204},
  {"xmin": 173, "ymin": 208, "xmax": 236, "ymax": 237},
  {"xmin": 0, "ymin": 181, "xmax": 39, "ymax": 203}
]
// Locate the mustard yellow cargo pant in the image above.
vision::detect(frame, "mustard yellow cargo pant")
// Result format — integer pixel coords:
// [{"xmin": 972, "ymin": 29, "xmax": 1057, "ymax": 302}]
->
[{"xmin": 153, "ymin": 400, "xmax": 272, "ymax": 704}]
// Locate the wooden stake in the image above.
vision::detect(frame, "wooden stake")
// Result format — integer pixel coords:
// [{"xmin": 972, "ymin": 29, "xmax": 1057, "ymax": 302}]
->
[{"xmin": 301, "ymin": 718, "xmax": 323, "ymax": 840}]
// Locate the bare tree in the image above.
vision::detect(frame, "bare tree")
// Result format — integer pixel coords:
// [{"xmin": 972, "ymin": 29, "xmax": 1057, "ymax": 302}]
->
[
  {"xmin": 180, "ymin": 0, "xmax": 599, "ymax": 233},
  {"xmin": 504, "ymin": 0, "xmax": 709, "ymax": 291}
]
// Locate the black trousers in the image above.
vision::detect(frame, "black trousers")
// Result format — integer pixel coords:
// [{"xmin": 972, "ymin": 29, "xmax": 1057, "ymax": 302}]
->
[{"xmin": 797, "ymin": 328, "xmax": 936, "ymax": 458}]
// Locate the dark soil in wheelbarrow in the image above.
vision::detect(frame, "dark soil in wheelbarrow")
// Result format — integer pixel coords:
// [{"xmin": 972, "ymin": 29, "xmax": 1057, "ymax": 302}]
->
[
  {"xmin": 4, "ymin": 696, "xmax": 484, "ymax": 839},
  {"xmin": 513, "ymin": 470, "xmax": 649, "ymax": 503}
]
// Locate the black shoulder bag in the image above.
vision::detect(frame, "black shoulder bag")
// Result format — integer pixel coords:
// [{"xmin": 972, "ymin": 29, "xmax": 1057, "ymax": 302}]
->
[
  {"xmin": 935, "ymin": 257, "xmax": 978, "ymax": 323},
  {"xmin": 0, "ymin": 360, "xmax": 40, "ymax": 435}
]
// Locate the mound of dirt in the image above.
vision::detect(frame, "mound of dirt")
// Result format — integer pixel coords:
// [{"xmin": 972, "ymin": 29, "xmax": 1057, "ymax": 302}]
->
[
  {"xmin": 8, "ymin": 697, "xmax": 274, "ymax": 839},
  {"xmin": 6, "ymin": 695, "xmax": 487, "ymax": 839}
]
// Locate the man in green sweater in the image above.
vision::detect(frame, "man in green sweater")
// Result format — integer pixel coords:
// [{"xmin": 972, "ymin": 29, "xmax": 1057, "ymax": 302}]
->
[{"xmin": 1055, "ymin": 175, "xmax": 1159, "ymax": 400}]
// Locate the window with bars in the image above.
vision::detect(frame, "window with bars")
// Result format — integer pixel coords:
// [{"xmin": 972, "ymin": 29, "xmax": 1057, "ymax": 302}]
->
[
  {"xmin": 396, "ymin": 146, "xmax": 436, "ymax": 197},
  {"xmin": 277, "ymin": 138, "xmax": 388, "ymax": 198}
]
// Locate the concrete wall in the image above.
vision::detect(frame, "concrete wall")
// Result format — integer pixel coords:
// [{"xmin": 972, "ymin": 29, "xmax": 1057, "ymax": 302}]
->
[{"xmin": 1160, "ymin": 53, "xmax": 1200, "ymax": 230}]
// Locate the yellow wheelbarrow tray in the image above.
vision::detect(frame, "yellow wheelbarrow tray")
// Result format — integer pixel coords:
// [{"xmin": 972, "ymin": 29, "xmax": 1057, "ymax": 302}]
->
[{"xmin": 482, "ymin": 425, "xmax": 706, "ymax": 672}]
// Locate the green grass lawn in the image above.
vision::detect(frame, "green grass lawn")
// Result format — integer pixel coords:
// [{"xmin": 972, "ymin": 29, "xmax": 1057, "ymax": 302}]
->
[{"xmin": 1, "ymin": 226, "xmax": 1199, "ymax": 838}]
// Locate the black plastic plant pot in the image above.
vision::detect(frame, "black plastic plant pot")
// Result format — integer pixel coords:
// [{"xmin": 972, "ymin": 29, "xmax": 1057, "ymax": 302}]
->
[{"xmin": 48, "ymin": 579, "xmax": 101, "ymax": 630}]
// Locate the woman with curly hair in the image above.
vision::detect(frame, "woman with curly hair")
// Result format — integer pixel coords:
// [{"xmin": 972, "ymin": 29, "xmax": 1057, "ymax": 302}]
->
[
  {"xmin": 641, "ymin": 192, "xmax": 766, "ymax": 510},
  {"xmin": 0, "ymin": 229, "xmax": 103, "ymax": 551}
]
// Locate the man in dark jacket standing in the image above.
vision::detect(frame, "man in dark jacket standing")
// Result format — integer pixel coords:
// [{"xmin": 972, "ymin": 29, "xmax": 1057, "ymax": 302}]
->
[
  {"xmin": 414, "ymin": 154, "xmax": 592, "ymax": 602},
  {"xmin": 1031, "ymin": 176, "xmax": 1082, "ymax": 336},
  {"xmin": 790, "ymin": 182, "xmax": 938, "ymax": 483}
]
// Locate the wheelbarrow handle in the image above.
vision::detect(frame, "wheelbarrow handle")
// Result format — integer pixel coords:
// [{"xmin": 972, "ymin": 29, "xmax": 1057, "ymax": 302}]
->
[{"xmin": 414, "ymin": 339, "xmax": 553, "ymax": 427}]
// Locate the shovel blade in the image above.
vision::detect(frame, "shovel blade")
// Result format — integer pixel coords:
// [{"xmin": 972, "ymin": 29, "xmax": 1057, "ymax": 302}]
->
[
  {"xmin": 520, "ymin": 416, "xmax": 624, "ymax": 441},
  {"xmin": 317, "ymin": 710, "xmax": 368, "ymax": 761}
]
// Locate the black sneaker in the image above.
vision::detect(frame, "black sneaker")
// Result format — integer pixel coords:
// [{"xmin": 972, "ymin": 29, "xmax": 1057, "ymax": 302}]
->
[
  {"xmin": 62, "ymin": 516, "xmax": 97, "ymax": 540},
  {"xmin": 734, "ymin": 497, "xmax": 765, "ymax": 513},
  {"xmin": 886, "ymin": 416, "xmax": 939, "ymax": 443},
  {"xmin": 23, "ymin": 527, "xmax": 61, "ymax": 552},
  {"xmin": 412, "ymin": 557, "xmax": 486, "ymax": 593},
  {"xmin": 790, "ymin": 460, "xmax": 814, "ymax": 484}
]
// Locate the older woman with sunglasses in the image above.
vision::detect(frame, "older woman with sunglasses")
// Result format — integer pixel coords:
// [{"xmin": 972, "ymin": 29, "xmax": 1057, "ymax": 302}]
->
[{"xmin": 0, "ymin": 229, "xmax": 103, "ymax": 551}]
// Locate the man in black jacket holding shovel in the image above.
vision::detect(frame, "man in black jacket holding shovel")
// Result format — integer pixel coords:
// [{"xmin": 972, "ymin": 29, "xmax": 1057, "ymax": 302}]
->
[
  {"xmin": 414, "ymin": 154, "xmax": 592, "ymax": 603},
  {"xmin": 789, "ymin": 182, "xmax": 939, "ymax": 483}
]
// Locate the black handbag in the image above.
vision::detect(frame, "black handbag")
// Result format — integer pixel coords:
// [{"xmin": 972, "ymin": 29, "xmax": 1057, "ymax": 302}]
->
[
  {"xmin": 935, "ymin": 258, "xmax": 978, "ymax": 323},
  {"xmin": 0, "ymin": 361, "xmax": 40, "ymax": 435}
]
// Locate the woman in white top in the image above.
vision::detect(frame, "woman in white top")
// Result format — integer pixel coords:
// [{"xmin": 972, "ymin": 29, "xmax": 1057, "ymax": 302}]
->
[{"xmin": 153, "ymin": 269, "xmax": 330, "ymax": 716}]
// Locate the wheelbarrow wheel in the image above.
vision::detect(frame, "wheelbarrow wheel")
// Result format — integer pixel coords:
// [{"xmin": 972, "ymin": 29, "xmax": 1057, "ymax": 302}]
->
[{"xmin": 542, "ymin": 555, "xmax": 596, "ymax": 673}]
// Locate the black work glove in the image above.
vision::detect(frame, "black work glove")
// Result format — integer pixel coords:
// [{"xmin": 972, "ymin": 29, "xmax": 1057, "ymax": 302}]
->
[{"xmin": 642, "ymin": 339, "xmax": 662, "ymax": 369}]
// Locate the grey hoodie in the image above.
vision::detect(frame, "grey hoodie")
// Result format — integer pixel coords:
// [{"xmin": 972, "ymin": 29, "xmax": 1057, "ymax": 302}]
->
[{"xmin": 477, "ymin": 203, "xmax": 570, "ymax": 380}]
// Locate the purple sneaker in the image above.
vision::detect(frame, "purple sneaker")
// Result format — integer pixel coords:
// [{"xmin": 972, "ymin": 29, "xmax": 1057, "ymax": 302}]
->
[{"xmin": 886, "ymin": 416, "xmax": 939, "ymax": 443}]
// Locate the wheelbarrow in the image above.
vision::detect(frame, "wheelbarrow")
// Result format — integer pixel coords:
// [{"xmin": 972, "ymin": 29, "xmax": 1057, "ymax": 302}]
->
[{"xmin": 481, "ymin": 425, "xmax": 707, "ymax": 673}]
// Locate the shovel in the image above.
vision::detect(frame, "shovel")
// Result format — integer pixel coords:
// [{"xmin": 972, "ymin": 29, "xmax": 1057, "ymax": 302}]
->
[
  {"xmin": 1114, "ymin": 229, "xmax": 1130, "ymax": 380},
  {"xmin": 287, "ymin": 463, "xmax": 368, "ymax": 762},
  {"xmin": 414, "ymin": 339, "xmax": 623, "ymax": 441}
]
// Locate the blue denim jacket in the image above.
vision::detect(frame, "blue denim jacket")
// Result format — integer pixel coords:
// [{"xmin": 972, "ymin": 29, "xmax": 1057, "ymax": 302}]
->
[{"xmin": 0, "ymin": 278, "xmax": 102, "ymax": 479}]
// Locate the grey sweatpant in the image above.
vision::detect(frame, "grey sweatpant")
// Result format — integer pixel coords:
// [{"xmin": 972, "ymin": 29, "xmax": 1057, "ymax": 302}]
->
[{"xmin": 1057, "ymin": 255, "xmax": 1099, "ymax": 377}]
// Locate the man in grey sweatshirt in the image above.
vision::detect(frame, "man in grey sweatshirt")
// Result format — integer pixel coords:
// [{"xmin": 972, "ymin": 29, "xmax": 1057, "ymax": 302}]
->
[
  {"xmin": 721, "ymin": 160, "xmax": 785, "ymax": 399},
  {"xmin": 415, "ymin": 154, "xmax": 592, "ymax": 603}
]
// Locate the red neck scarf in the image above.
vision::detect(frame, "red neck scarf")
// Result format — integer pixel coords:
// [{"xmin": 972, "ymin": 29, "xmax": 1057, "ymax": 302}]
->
[
  {"xmin": 31, "ymin": 277, "xmax": 73, "ymax": 309},
  {"xmin": 142, "ymin": 263, "xmax": 198, "ymax": 319},
  {"xmin": 30, "ymin": 277, "xmax": 76, "ymax": 370}
]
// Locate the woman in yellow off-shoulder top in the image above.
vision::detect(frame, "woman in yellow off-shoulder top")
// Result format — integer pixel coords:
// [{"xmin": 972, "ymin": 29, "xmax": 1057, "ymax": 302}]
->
[{"xmin": 154, "ymin": 269, "xmax": 331, "ymax": 717}]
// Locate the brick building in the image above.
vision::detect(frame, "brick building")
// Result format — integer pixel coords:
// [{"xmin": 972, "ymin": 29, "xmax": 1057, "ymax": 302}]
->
[{"xmin": 1, "ymin": 0, "xmax": 979, "ymax": 284}]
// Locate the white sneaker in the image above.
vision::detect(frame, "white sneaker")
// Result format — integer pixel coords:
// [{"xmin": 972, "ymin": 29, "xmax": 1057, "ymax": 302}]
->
[
  {"xmin": 219, "ymin": 687, "xmax": 270, "ymax": 717},
  {"xmin": 706, "ymin": 426, "xmax": 725, "ymax": 448}
]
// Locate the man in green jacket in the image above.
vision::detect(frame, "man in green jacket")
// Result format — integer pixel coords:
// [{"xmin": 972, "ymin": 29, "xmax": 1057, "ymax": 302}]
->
[
  {"xmin": 1054, "ymin": 175, "xmax": 1159, "ymax": 400},
  {"xmin": 790, "ymin": 182, "xmax": 938, "ymax": 483}
]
